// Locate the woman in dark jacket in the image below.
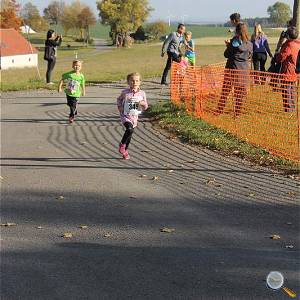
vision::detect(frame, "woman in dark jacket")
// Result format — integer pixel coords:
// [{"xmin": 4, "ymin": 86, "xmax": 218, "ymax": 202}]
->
[
  {"xmin": 44, "ymin": 30, "xmax": 62, "ymax": 84},
  {"xmin": 217, "ymin": 23, "xmax": 253, "ymax": 117},
  {"xmin": 251, "ymin": 24, "xmax": 273, "ymax": 84}
]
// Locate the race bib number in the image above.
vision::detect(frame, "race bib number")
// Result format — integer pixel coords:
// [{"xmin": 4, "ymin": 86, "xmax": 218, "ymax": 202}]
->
[{"xmin": 124, "ymin": 96, "xmax": 141, "ymax": 116}]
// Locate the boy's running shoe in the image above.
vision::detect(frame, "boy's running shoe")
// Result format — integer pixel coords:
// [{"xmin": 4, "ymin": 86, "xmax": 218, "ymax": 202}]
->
[
  {"xmin": 69, "ymin": 116, "xmax": 74, "ymax": 123},
  {"xmin": 123, "ymin": 151, "xmax": 130, "ymax": 160},
  {"xmin": 119, "ymin": 144, "xmax": 126, "ymax": 155}
]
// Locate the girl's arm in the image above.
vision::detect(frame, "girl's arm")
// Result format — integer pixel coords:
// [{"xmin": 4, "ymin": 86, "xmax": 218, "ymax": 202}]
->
[
  {"xmin": 139, "ymin": 93, "xmax": 148, "ymax": 110},
  {"xmin": 264, "ymin": 38, "xmax": 273, "ymax": 57},
  {"xmin": 117, "ymin": 93, "xmax": 124, "ymax": 113}
]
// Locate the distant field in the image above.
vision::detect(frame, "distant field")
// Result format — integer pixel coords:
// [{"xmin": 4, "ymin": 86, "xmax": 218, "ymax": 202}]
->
[
  {"xmin": 48, "ymin": 23, "xmax": 281, "ymax": 40},
  {"xmin": 2, "ymin": 23, "xmax": 280, "ymax": 91}
]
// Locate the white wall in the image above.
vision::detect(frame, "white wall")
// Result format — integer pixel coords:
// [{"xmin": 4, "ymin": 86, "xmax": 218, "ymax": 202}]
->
[{"xmin": 0, "ymin": 54, "xmax": 38, "ymax": 70}]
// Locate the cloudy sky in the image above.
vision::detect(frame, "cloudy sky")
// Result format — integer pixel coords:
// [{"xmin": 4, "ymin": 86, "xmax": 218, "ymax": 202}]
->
[{"xmin": 26, "ymin": 0, "xmax": 295, "ymax": 23}]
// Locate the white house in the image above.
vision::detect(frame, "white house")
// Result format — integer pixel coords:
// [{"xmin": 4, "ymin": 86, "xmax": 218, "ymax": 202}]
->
[
  {"xmin": 0, "ymin": 28, "xmax": 38, "ymax": 70},
  {"xmin": 20, "ymin": 25, "xmax": 37, "ymax": 34}
]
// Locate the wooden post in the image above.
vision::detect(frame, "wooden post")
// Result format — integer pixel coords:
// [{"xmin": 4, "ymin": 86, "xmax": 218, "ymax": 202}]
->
[{"xmin": 293, "ymin": 0, "xmax": 300, "ymax": 31}]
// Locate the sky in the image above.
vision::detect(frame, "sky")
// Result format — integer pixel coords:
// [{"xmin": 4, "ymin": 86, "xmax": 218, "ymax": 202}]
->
[{"xmin": 26, "ymin": 0, "xmax": 295, "ymax": 23}]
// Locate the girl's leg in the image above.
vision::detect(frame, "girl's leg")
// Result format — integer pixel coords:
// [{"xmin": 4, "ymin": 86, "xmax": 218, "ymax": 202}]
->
[
  {"xmin": 259, "ymin": 53, "xmax": 267, "ymax": 84},
  {"xmin": 121, "ymin": 122, "xmax": 134, "ymax": 149},
  {"xmin": 217, "ymin": 70, "xmax": 233, "ymax": 114},
  {"xmin": 46, "ymin": 58, "xmax": 56, "ymax": 83}
]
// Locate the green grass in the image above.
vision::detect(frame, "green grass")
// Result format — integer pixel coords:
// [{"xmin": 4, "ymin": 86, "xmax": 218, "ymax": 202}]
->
[{"xmin": 148, "ymin": 101, "xmax": 299, "ymax": 174}]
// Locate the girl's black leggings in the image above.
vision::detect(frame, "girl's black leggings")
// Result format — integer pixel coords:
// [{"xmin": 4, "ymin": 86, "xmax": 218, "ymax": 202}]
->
[{"xmin": 121, "ymin": 122, "xmax": 134, "ymax": 149}]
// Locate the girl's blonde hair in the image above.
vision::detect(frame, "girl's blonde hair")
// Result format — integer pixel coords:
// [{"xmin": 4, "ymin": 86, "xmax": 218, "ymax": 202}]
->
[
  {"xmin": 127, "ymin": 72, "xmax": 141, "ymax": 83},
  {"xmin": 253, "ymin": 24, "xmax": 264, "ymax": 39},
  {"xmin": 185, "ymin": 31, "xmax": 192, "ymax": 37}
]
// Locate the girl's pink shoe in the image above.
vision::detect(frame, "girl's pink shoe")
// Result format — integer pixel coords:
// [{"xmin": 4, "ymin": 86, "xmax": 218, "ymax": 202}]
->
[
  {"xmin": 119, "ymin": 144, "xmax": 126, "ymax": 155},
  {"xmin": 123, "ymin": 151, "xmax": 130, "ymax": 160}
]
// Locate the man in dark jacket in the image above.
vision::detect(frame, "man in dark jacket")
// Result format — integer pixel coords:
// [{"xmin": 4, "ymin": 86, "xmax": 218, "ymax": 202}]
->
[
  {"xmin": 44, "ymin": 30, "xmax": 62, "ymax": 84},
  {"xmin": 160, "ymin": 24, "xmax": 185, "ymax": 85}
]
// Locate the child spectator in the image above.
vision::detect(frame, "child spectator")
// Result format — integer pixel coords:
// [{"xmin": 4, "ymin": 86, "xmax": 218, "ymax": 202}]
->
[
  {"xmin": 184, "ymin": 31, "xmax": 196, "ymax": 66},
  {"xmin": 117, "ymin": 73, "xmax": 148, "ymax": 160},
  {"xmin": 58, "ymin": 60, "xmax": 86, "ymax": 123}
]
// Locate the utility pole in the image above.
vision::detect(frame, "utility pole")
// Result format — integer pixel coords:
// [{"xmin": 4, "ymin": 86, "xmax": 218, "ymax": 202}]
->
[{"xmin": 293, "ymin": 0, "xmax": 300, "ymax": 32}]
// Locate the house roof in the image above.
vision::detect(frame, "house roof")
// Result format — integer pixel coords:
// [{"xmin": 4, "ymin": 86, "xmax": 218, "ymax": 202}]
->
[{"xmin": 0, "ymin": 28, "xmax": 38, "ymax": 57}]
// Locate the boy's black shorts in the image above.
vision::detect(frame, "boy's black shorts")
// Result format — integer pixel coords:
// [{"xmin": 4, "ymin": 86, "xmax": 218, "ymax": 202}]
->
[{"xmin": 66, "ymin": 95, "xmax": 79, "ymax": 107}]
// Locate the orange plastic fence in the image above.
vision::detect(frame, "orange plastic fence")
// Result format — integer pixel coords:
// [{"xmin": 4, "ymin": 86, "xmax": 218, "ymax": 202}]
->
[{"xmin": 170, "ymin": 62, "xmax": 300, "ymax": 163}]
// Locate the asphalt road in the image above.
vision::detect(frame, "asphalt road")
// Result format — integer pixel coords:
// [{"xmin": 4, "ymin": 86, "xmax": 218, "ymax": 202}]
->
[{"xmin": 1, "ymin": 82, "xmax": 299, "ymax": 300}]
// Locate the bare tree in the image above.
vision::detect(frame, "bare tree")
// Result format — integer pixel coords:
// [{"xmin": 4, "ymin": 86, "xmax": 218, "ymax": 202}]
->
[{"xmin": 293, "ymin": 0, "xmax": 300, "ymax": 31}]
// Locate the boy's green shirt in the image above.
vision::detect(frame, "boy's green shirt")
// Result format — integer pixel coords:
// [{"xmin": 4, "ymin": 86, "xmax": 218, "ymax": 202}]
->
[{"xmin": 62, "ymin": 70, "xmax": 85, "ymax": 98}]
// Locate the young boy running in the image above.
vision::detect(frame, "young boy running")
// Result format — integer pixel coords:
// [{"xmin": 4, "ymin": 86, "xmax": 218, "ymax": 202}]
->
[{"xmin": 58, "ymin": 60, "xmax": 85, "ymax": 123}]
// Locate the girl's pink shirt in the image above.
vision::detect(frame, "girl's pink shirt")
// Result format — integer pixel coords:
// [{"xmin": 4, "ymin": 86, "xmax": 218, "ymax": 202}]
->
[{"xmin": 117, "ymin": 88, "xmax": 148, "ymax": 128}]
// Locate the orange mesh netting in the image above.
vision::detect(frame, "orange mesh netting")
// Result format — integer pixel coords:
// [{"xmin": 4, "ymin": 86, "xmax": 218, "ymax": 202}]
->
[{"xmin": 170, "ymin": 62, "xmax": 300, "ymax": 163}]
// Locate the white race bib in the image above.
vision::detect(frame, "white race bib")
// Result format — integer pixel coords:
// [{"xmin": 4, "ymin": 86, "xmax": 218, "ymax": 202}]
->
[{"xmin": 124, "ymin": 96, "xmax": 142, "ymax": 116}]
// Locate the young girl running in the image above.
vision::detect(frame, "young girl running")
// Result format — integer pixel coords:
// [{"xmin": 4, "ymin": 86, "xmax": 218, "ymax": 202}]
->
[
  {"xmin": 184, "ymin": 31, "xmax": 196, "ymax": 66},
  {"xmin": 117, "ymin": 72, "xmax": 148, "ymax": 160}
]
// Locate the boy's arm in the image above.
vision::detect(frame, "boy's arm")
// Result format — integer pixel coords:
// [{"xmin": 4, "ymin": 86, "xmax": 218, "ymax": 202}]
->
[
  {"xmin": 58, "ymin": 79, "xmax": 64, "ymax": 92},
  {"xmin": 81, "ymin": 76, "xmax": 86, "ymax": 96}
]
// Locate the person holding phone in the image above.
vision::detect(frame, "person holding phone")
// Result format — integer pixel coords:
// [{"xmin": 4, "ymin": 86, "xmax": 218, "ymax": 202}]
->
[{"xmin": 44, "ymin": 30, "xmax": 62, "ymax": 84}]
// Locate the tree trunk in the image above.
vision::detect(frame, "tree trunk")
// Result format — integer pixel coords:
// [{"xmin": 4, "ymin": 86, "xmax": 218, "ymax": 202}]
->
[{"xmin": 293, "ymin": 0, "xmax": 300, "ymax": 31}]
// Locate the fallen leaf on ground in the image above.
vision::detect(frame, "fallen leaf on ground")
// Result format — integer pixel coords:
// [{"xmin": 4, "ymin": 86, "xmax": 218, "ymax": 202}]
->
[
  {"xmin": 167, "ymin": 170, "xmax": 174, "ymax": 173},
  {"xmin": 285, "ymin": 245, "xmax": 294, "ymax": 249},
  {"xmin": 79, "ymin": 225, "xmax": 88, "ymax": 229},
  {"xmin": 1, "ymin": 222, "xmax": 17, "ymax": 227},
  {"xmin": 0, "ymin": 176, "xmax": 3, "ymax": 180},
  {"xmin": 185, "ymin": 160, "xmax": 198, "ymax": 164},
  {"xmin": 160, "ymin": 227, "xmax": 175, "ymax": 233},
  {"xmin": 205, "ymin": 178, "xmax": 216, "ymax": 185},
  {"xmin": 62, "ymin": 233, "xmax": 73, "ymax": 238},
  {"xmin": 129, "ymin": 196, "xmax": 137, "ymax": 199},
  {"xmin": 80, "ymin": 142, "xmax": 87, "ymax": 145},
  {"xmin": 141, "ymin": 150, "xmax": 151, "ymax": 153},
  {"xmin": 152, "ymin": 176, "xmax": 160, "ymax": 181},
  {"xmin": 36, "ymin": 226, "xmax": 43, "ymax": 229},
  {"xmin": 248, "ymin": 193, "xmax": 256, "ymax": 197},
  {"xmin": 233, "ymin": 150, "xmax": 240, "ymax": 155},
  {"xmin": 287, "ymin": 191, "xmax": 297, "ymax": 197},
  {"xmin": 270, "ymin": 234, "xmax": 281, "ymax": 240},
  {"xmin": 57, "ymin": 196, "xmax": 64, "ymax": 200},
  {"xmin": 104, "ymin": 233, "xmax": 111, "ymax": 238},
  {"xmin": 139, "ymin": 174, "xmax": 147, "ymax": 179}
]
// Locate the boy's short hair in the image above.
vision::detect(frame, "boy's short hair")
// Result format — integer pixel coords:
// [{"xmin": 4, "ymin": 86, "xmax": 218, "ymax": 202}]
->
[
  {"xmin": 72, "ymin": 60, "xmax": 82, "ymax": 65},
  {"xmin": 178, "ymin": 23, "xmax": 185, "ymax": 30},
  {"xmin": 127, "ymin": 72, "xmax": 141, "ymax": 83},
  {"xmin": 185, "ymin": 31, "xmax": 192, "ymax": 36},
  {"xmin": 287, "ymin": 27, "xmax": 299, "ymax": 39},
  {"xmin": 230, "ymin": 13, "xmax": 241, "ymax": 23}
]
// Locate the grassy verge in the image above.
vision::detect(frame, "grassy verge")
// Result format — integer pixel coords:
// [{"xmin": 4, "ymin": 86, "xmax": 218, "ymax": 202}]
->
[{"xmin": 148, "ymin": 101, "xmax": 299, "ymax": 174}]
